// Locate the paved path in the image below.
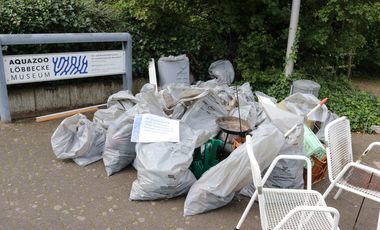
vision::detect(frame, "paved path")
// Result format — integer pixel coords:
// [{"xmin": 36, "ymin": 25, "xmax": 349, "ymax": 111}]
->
[{"xmin": 0, "ymin": 118, "xmax": 379, "ymax": 229}]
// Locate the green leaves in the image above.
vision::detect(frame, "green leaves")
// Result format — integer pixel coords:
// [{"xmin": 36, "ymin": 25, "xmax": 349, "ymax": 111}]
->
[{"xmin": 0, "ymin": 0, "xmax": 117, "ymax": 34}]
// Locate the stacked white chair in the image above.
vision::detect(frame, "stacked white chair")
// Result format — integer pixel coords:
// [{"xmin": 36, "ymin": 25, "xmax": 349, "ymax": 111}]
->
[
  {"xmin": 235, "ymin": 135, "xmax": 340, "ymax": 230},
  {"xmin": 323, "ymin": 116, "xmax": 380, "ymax": 202}
]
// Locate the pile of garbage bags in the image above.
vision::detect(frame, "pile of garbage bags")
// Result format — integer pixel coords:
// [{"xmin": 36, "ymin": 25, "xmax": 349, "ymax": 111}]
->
[{"xmin": 51, "ymin": 60, "xmax": 339, "ymax": 216}]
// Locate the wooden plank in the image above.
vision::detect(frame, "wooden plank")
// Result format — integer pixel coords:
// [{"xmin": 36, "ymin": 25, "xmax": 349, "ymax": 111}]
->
[{"xmin": 35, "ymin": 104, "xmax": 106, "ymax": 122}]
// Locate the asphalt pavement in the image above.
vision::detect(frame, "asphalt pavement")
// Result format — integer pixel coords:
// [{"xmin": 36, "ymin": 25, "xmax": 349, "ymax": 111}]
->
[{"xmin": 0, "ymin": 117, "xmax": 379, "ymax": 230}]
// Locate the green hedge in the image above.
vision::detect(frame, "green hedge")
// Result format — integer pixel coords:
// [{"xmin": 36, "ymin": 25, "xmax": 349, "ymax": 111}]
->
[{"xmin": 1, "ymin": 0, "xmax": 379, "ymax": 131}]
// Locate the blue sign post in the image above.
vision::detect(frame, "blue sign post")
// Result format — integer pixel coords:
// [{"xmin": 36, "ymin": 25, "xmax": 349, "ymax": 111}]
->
[{"xmin": 0, "ymin": 33, "xmax": 133, "ymax": 123}]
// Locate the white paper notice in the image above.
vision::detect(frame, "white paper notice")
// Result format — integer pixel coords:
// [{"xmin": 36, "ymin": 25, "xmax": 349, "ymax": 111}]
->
[{"xmin": 131, "ymin": 114, "xmax": 180, "ymax": 143}]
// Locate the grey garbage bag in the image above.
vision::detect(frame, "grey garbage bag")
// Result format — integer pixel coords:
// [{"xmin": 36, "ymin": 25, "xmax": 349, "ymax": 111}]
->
[
  {"xmin": 102, "ymin": 106, "xmax": 139, "ymax": 176},
  {"xmin": 284, "ymin": 92, "xmax": 328, "ymax": 122},
  {"xmin": 184, "ymin": 123, "xmax": 285, "ymax": 216},
  {"xmin": 264, "ymin": 123, "xmax": 305, "ymax": 189},
  {"xmin": 51, "ymin": 113, "xmax": 105, "ymax": 166},
  {"xmin": 158, "ymin": 54, "xmax": 190, "ymax": 87},
  {"xmin": 130, "ymin": 122, "xmax": 197, "ymax": 200},
  {"xmin": 236, "ymin": 83, "xmax": 255, "ymax": 105},
  {"xmin": 316, "ymin": 111, "xmax": 339, "ymax": 142},
  {"xmin": 94, "ymin": 90, "xmax": 137, "ymax": 130},
  {"xmin": 93, "ymin": 106, "xmax": 125, "ymax": 130},
  {"xmin": 208, "ymin": 60, "xmax": 235, "ymax": 85},
  {"xmin": 102, "ymin": 89, "xmax": 167, "ymax": 176},
  {"xmin": 181, "ymin": 91, "xmax": 227, "ymax": 146},
  {"xmin": 73, "ymin": 126, "xmax": 106, "ymax": 167},
  {"xmin": 107, "ymin": 90, "xmax": 137, "ymax": 109},
  {"xmin": 158, "ymin": 84, "xmax": 208, "ymax": 118},
  {"xmin": 229, "ymin": 103, "xmax": 258, "ymax": 128},
  {"xmin": 258, "ymin": 95, "xmax": 306, "ymax": 189},
  {"xmin": 239, "ymin": 182, "xmax": 256, "ymax": 198},
  {"xmin": 135, "ymin": 84, "xmax": 167, "ymax": 118}
]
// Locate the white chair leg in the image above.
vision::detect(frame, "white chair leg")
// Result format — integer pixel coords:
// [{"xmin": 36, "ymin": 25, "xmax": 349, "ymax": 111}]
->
[
  {"xmin": 235, "ymin": 191, "xmax": 258, "ymax": 230},
  {"xmin": 333, "ymin": 188, "xmax": 343, "ymax": 200},
  {"xmin": 323, "ymin": 182, "xmax": 335, "ymax": 199}
]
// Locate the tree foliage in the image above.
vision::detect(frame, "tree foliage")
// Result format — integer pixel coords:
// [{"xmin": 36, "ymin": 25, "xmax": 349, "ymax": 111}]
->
[{"xmin": 0, "ymin": 0, "xmax": 379, "ymax": 131}]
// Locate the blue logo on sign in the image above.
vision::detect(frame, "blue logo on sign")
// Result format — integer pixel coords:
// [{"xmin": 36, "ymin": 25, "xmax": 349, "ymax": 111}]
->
[{"xmin": 52, "ymin": 56, "xmax": 88, "ymax": 76}]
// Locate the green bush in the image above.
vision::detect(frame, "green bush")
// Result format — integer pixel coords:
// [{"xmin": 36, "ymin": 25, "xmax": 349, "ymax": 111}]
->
[
  {"xmin": 0, "ymin": 0, "xmax": 119, "ymax": 54},
  {"xmin": 1, "ymin": 0, "xmax": 378, "ymax": 131},
  {"xmin": 0, "ymin": 0, "xmax": 117, "ymax": 33}
]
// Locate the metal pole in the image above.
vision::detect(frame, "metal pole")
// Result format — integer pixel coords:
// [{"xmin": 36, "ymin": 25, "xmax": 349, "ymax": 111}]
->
[
  {"xmin": 122, "ymin": 40, "xmax": 133, "ymax": 91},
  {"xmin": 0, "ymin": 47, "xmax": 12, "ymax": 123},
  {"xmin": 285, "ymin": 0, "xmax": 301, "ymax": 77},
  {"xmin": 126, "ymin": 38, "xmax": 133, "ymax": 91}
]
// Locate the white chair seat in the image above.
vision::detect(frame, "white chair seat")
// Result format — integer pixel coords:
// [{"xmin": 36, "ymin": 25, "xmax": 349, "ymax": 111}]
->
[
  {"xmin": 263, "ymin": 189, "xmax": 336, "ymax": 230},
  {"xmin": 336, "ymin": 167, "xmax": 380, "ymax": 201}
]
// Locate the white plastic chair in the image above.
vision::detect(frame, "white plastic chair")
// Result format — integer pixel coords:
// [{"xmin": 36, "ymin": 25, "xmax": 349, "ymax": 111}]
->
[
  {"xmin": 323, "ymin": 116, "xmax": 380, "ymax": 202},
  {"xmin": 235, "ymin": 135, "xmax": 340, "ymax": 230}
]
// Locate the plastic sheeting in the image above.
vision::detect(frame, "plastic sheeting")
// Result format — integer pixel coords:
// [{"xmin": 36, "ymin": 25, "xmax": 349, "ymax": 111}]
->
[
  {"xmin": 183, "ymin": 123, "xmax": 285, "ymax": 216},
  {"xmin": 208, "ymin": 60, "xmax": 235, "ymax": 85},
  {"xmin": 129, "ymin": 122, "xmax": 197, "ymax": 200},
  {"xmin": 51, "ymin": 113, "xmax": 105, "ymax": 167}
]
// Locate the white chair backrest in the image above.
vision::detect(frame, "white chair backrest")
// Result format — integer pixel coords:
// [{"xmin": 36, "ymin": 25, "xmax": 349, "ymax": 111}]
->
[
  {"xmin": 325, "ymin": 116, "xmax": 353, "ymax": 181},
  {"xmin": 245, "ymin": 135, "xmax": 263, "ymax": 192},
  {"xmin": 246, "ymin": 135, "xmax": 270, "ymax": 229}
]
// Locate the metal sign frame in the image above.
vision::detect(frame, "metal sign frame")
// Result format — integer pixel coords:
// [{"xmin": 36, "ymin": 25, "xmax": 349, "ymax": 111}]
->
[{"xmin": 0, "ymin": 33, "xmax": 132, "ymax": 122}]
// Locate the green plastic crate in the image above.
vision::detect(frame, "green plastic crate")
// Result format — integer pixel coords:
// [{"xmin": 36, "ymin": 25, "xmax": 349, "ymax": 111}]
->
[
  {"xmin": 303, "ymin": 125, "xmax": 326, "ymax": 167},
  {"xmin": 190, "ymin": 139, "xmax": 223, "ymax": 179}
]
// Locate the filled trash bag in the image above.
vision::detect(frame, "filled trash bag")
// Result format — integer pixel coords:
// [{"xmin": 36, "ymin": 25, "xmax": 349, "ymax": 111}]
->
[
  {"xmin": 135, "ymin": 83, "xmax": 167, "ymax": 118},
  {"xmin": 73, "ymin": 126, "xmax": 106, "ymax": 167},
  {"xmin": 93, "ymin": 90, "xmax": 137, "ymax": 130},
  {"xmin": 316, "ymin": 110, "xmax": 339, "ymax": 142},
  {"xmin": 181, "ymin": 91, "xmax": 227, "ymax": 146},
  {"xmin": 103, "ymin": 87, "xmax": 167, "ymax": 176},
  {"xmin": 208, "ymin": 60, "xmax": 235, "ymax": 85},
  {"xmin": 102, "ymin": 107, "xmax": 138, "ymax": 176},
  {"xmin": 184, "ymin": 123, "xmax": 284, "ymax": 216},
  {"xmin": 106, "ymin": 90, "xmax": 137, "ymax": 109},
  {"xmin": 130, "ymin": 122, "xmax": 197, "ymax": 200},
  {"xmin": 158, "ymin": 84, "xmax": 208, "ymax": 118},
  {"xmin": 51, "ymin": 113, "xmax": 105, "ymax": 166},
  {"xmin": 158, "ymin": 54, "xmax": 190, "ymax": 87},
  {"xmin": 93, "ymin": 106, "xmax": 125, "ymax": 130},
  {"xmin": 284, "ymin": 92, "xmax": 328, "ymax": 122},
  {"xmin": 257, "ymin": 94, "xmax": 306, "ymax": 189},
  {"xmin": 229, "ymin": 103, "xmax": 258, "ymax": 129}
]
